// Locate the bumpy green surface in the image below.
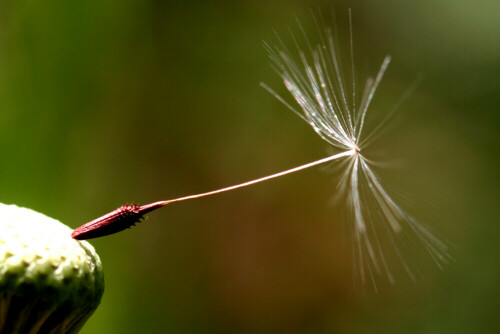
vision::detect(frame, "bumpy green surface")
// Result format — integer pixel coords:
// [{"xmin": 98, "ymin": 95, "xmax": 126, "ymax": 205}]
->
[{"xmin": 0, "ymin": 203, "xmax": 104, "ymax": 333}]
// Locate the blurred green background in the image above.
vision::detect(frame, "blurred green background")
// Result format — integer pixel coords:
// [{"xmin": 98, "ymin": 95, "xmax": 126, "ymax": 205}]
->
[{"xmin": 0, "ymin": 0, "xmax": 498, "ymax": 333}]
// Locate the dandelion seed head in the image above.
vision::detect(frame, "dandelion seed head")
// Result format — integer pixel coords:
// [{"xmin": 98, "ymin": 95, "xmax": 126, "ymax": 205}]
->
[{"xmin": 263, "ymin": 11, "xmax": 452, "ymax": 288}]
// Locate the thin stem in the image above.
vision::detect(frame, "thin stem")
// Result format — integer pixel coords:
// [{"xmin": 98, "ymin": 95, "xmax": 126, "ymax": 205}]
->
[
  {"xmin": 142, "ymin": 149, "xmax": 356, "ymax": 211},
  {"xmin": 72, "ymin": 149, "xmax": 356, "ymax": 240}
]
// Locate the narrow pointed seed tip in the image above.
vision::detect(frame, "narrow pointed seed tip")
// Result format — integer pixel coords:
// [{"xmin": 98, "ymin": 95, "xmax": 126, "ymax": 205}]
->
[{"xmin": 72, "ymin": 203, "xmax": 155, "ymax": 240}]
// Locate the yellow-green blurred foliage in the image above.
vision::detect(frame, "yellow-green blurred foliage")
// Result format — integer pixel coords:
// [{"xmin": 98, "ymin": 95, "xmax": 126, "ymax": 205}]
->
[{"xmin": 0, "ymin": 0, "xmax": 498, "ymax": 333}]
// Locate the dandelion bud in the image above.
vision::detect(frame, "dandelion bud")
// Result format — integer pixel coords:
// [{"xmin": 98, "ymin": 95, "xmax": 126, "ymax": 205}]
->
[{"xmin": 0, "ymin": 203, "xmax": 104, "ymax": 333}]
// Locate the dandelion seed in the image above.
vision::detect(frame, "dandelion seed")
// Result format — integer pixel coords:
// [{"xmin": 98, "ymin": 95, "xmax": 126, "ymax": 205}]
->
[{"xmin": 72, "ymin": 10, "xmax": 451, "ymax": 287}]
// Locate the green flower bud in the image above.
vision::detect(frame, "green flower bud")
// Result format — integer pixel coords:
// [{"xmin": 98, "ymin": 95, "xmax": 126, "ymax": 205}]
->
[{"xmin": 0, "ymin": 203, "xmax": 104, "ymax": 333}]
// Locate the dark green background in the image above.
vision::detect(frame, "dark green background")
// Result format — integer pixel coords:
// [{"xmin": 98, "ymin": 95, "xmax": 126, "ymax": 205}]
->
[{"xmin": 0, "ymin": 0, "xmax": 498, "ymax": 333}]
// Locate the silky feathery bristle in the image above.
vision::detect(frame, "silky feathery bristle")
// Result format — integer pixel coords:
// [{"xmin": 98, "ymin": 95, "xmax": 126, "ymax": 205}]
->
[
  {"xmin": 72, "ymin": 204, "xmax": 145, "ymax": 240},
  {"xmin": 262, "ymin": 11, "xmax": 452, "ymax": 286}
]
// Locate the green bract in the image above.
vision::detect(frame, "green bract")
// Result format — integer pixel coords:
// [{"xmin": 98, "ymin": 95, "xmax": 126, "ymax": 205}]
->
[{"xmin": 0, "ymin": 203, "xmax": 104, "ymax": 333}]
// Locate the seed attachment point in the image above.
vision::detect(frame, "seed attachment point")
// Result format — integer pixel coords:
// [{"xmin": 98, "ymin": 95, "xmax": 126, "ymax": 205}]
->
[{"xmin": 71, "ymin": 203, "xmax": 163, "ymax": 240}]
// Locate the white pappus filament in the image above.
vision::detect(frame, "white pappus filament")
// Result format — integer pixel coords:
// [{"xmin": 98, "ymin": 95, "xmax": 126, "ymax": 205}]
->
[{"xmin": 257, "ymin": 10, "xmax": 451, "ymax": 287}]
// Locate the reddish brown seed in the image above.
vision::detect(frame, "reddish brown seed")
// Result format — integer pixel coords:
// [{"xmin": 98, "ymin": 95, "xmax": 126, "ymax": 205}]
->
[{"xmin": 71, "ymin": 202, "xmax": 165, "ymax": 240}]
